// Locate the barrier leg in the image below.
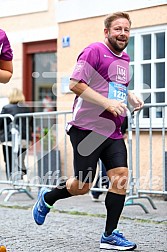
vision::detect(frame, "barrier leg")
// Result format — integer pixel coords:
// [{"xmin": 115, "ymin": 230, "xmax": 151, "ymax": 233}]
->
[
  {"xmin": 139, "ymin": 195, "xmax": 157, "ymax": 209},
  {"xmin": 1, "ymin": 188, "xmax": 34, "ymax": 202},
  {"xmin": 125, "ymin": 196, "xmax": 149, "ymax": 214}
]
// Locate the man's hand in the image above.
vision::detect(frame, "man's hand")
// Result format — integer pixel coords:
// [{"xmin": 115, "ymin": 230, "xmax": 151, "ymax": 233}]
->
[
  {"xmin": 128, "ymin": 92, "xmax": 144, "ymax": 111},
  {"xmin": 106, "ymin": 100, "xmax": 127, "ymax": 117}
]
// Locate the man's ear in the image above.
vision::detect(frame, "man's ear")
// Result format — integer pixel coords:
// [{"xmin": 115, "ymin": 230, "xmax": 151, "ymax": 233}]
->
[{"xmin": 104, "ymin": 28, "xmax": 109, "ymax": 38}]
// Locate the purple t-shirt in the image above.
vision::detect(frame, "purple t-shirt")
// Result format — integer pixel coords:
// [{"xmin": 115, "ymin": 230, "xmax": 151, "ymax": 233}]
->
[
  {"xmin": 67, "ymin": 42, "xmax": 130, "ymax": 139},
  {"xmin": 0, "ymin": 29, "xmax": 13, "ymax": 61}
]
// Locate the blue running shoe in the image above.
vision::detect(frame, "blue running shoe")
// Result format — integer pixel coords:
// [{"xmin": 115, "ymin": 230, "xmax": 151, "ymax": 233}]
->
[
  {"xmin": 100, "ymin": 229, "xmax": 137, "ymax": 251},
  {"xmin": 32, "ymin": 187, "xmax": 52, "ymax": 225}
]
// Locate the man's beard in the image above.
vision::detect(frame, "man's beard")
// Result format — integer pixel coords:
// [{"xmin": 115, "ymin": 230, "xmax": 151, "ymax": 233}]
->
[{"xmin": 108, "ymin": 36, "xmax": 128, "ymax": 53}]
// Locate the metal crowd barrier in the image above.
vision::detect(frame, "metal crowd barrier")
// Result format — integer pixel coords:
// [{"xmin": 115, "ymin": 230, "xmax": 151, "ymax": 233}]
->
[
  {"xmin": 0, "ymin": 114, "xmax": 14, "ymax": 185},
  {"xmin": 0, "ymin": 111, "xmax": 72, "ymax": 201},
  {"xmin": 0, "ymin": 106, "xmax": 166, "ymax": 211},
  {"xmin": 91, "ymin": 104, "xmax": 167, "ymax": 213},
  {"xmin": 125, "ymin": 103, "xmax": 167, "ymax": 212}
]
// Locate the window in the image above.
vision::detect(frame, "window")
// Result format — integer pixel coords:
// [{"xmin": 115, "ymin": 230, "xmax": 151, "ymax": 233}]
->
[
  {"xmin": 127, "ymin": 37, "xmax": 134, "ymax": 91},
  {"xmin": 126, "ymin": 25, "xmax": 167, "ymax": 127},
  {"xmin": 32, "ymin": 52, "xmax": 57, "ymax": 113},
  {"xmin": 143, "ymin": 34, "xmax": 151, "ymax": 60}
]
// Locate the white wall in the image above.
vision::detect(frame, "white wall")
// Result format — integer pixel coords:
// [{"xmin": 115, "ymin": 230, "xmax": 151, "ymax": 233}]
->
[
  {"xmin": 56, "ymin": 0, "xmax": 167, "ymax": 22},
  {"xmin": 0, "ymin": 0, "xmax": 48, "ymax": 17}
]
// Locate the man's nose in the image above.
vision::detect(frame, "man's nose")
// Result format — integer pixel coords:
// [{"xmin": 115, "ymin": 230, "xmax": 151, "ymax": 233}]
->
[{"xmin": 120, "ymin": 29, "xmax": 125, "ymax": 35}]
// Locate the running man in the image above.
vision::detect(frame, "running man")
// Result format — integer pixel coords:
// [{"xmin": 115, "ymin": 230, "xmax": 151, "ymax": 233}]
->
[{"xmin": 33, "ymin": 12, "xmax": 144, "ymax": 251}]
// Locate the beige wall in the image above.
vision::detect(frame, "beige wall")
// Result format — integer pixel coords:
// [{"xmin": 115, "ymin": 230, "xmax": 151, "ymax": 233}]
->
[{"xmin": 129, "ymin": 5, "xmax": 167, "ymax": 28}]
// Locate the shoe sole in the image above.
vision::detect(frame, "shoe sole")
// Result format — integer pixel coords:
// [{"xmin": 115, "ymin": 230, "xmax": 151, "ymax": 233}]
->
[
  {"xmin": 32, "ymin": 203, "xmax": 41, "ymax": 225},
  {"xmin": 91, "ymin": 197, "xmax": 100, "ymax": 202},
  {"xmin": 100, "ymin": 243, "xmax": 137, "ymax": 251},
  {"xmin": 32, "ymin": 188, "xmax": 46, "ymax": 225}
]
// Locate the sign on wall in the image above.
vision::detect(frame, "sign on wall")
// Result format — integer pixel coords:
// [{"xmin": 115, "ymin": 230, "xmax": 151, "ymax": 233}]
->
[{"xmin": 62, "ymin": 36, "xmax": 70, "ymax": 48}]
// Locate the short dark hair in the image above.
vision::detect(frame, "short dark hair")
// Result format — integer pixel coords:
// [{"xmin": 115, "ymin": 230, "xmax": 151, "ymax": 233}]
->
[{"xmin": 104, "ymin": 12, "xmax": 132, "ymax": 29}]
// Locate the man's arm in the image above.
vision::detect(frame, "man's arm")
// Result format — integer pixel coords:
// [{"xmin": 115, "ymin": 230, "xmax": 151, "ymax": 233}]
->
[
  {"xmin": 0, "ymin": 60, "xmax": 13, "ymax": 83},
  {"xmin": 69, "ymin": 79, "xmax": 127, "ymax": 117}
]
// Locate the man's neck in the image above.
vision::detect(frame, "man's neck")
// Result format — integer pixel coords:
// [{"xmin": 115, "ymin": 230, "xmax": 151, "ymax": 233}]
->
[{"xmin": 103, "ymin": 41, "xmax": 123, "ymax": 57}]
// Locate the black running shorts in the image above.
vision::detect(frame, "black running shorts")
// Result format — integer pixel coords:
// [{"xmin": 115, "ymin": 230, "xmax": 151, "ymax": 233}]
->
[{"xmin": 69, "ymin": 126, "xmax": 127, "ymax": 183}]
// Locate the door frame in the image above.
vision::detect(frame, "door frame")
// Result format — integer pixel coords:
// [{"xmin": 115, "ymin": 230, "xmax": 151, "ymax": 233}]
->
[{"xmin": 23, "ymin": 39, "xmax": 57, "ymax": 102}]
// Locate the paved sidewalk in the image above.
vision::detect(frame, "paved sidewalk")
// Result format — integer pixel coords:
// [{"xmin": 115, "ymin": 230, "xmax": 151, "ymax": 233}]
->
[{"xmin": 0, "ymin": 189, "xmax": 167, "ymax": 252}]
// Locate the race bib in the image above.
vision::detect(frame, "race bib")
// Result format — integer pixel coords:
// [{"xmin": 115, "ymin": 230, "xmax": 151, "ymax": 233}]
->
[{"xmin": 108, "ymin": 82, "xmax": 127, "ymax": 104}]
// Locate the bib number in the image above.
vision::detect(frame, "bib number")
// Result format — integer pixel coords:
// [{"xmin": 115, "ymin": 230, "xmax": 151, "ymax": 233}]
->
[{"xmin": 108, "ymin": 82, "xmax": 127, "ymax": 104}]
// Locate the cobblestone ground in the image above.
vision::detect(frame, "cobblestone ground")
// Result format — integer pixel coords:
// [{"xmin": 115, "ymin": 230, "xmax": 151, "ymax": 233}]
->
[{"xmin": 0, "ymin": 206, "xmax": 167, "ymax": 252}]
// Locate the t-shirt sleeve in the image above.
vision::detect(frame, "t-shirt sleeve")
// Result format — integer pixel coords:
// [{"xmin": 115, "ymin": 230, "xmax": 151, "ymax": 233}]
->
[
  {"xmin": 70, "ymin": 46, "xmax": 99, "ymax": 84},
  {"xmin": 0, "ymin": 29, "xmax": 13, "ymax": 61}
]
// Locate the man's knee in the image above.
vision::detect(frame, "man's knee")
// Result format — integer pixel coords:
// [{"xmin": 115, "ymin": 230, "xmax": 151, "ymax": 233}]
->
[
  {"xmin": 107, "ymin": 168, "xmax": 128, "ymax": 193},
  {"xmin": 66, "ymin": 178, "xmax": 91, "ymax": 195}
]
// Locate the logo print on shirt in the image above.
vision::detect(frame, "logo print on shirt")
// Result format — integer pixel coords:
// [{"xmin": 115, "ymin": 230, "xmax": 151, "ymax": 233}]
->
[
  {"xmin": 74, "ymin": 62, "xmax": 84, "ymax": 73},
  {"xmin": 0, "ymin": 43, "xmax": 3, "ymax": 55},
  {"xmin": 116, "ymin": 65, "xmax": 127, "ymax": 83},
  {"xmin": 104, "ymin": 54, "xmax": 113, "ymax": 59}
]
